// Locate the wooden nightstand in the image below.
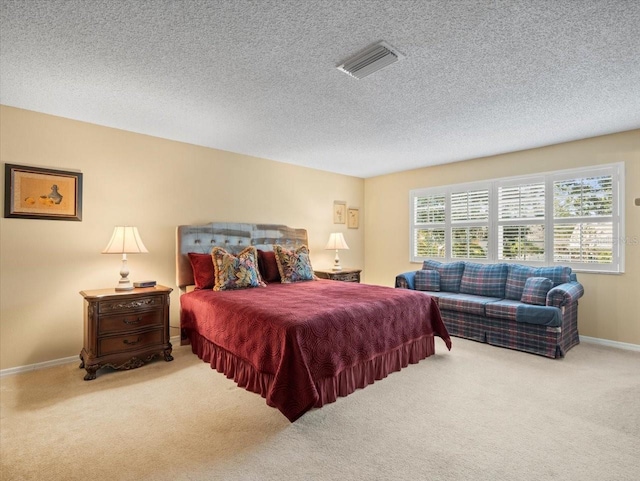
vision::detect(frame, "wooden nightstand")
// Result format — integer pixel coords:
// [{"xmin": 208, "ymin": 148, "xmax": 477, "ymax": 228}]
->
[
  {"xmin": 314, "ymin": 269, "xmax": 362, "ymax": 283},
  {"xmin": 79, "ymin": 285, "xmax": 173, "ymax": 380}
]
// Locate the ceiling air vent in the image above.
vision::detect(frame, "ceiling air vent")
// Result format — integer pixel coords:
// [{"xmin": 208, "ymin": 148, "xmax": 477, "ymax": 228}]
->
[{"xmin": 337, "ymin": 41, "xmax": 404, "ymax": 80}]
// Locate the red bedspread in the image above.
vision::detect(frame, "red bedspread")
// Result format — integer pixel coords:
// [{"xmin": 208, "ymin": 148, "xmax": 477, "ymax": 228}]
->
[{"xmin": 180, "ymin": 279, "xmax": 451, "ymax": 421}]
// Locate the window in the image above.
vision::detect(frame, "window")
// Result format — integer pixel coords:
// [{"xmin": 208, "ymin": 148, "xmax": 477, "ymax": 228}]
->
[
  {"xmin": 497, "ymin": 180, "xmax": 545, "ymax": 261},
  {"xmin": 450, "ymin": 189, "xmax": 489, "ymax": 259},
  {"xmin": 413, "ymin": 193, "xmax": 446, "ymax": 258},
  {"xmin": 552, "ymin": 172, "xmax": 617, "ymax": 267},
  {"xmin": 410, "ymin": 163, "xmax": 624, "ymax": 273}
]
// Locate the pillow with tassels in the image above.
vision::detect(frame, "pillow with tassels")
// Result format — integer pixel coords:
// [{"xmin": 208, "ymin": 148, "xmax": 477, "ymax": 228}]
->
[
  {"xmin": 211, "ymin": 246, "xmax": 265, "ymax": 291},
  {"xmin": 273, "ymin": 245, "xmax": 315, "ymax": 283}
]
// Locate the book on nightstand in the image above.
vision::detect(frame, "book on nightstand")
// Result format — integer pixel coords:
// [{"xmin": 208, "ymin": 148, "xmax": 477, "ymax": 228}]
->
[{"xmin": 133, "ymin": 280, "xmax": 157, "ymax": 288}]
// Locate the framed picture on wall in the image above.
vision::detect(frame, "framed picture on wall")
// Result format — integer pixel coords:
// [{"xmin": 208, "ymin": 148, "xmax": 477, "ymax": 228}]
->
[
  {"xmin": 4, "ymin": 163, "xmax": 83, "ymax": 221},
  {"xmin": 333, "ymin": 201, "xmax": 346, "ymax": 224},
  {"xmin": 348, "ymin": 208, "xmax": 359, "ymax": 229}
]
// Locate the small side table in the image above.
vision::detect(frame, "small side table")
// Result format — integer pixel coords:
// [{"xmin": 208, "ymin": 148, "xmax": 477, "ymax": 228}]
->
[
  {"xmin": 79, "ymin": 285, "xmax": 173, "ymax": 380},
  {"xmin": 314, "ymin": 268, "xmax": 361, "ymax": 283}
]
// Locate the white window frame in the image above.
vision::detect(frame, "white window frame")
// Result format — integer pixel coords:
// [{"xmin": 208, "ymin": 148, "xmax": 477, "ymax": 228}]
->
[{"xmin": 409, "ymin": 162, "xmax": 625, "ymax": 273}]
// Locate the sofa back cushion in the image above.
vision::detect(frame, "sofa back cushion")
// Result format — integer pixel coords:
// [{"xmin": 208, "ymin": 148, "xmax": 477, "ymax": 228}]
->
[
  {"xmin": 415, "ymin": 269, "xmax": 440, "ymax": 291},
  {"xmin": 520, "ymin": 277, "xmax": 553, "ymax": 305},
  {"xmin": 505, "ymin": 264, "xmax": 572, "ymax": 300},
  {"xmin": 422, "ymin": 260, "xmax": 465, "ymax": 293},
  {"xmin": 460, "ymin": 262, "xmax": 508, "ymax": 298}
]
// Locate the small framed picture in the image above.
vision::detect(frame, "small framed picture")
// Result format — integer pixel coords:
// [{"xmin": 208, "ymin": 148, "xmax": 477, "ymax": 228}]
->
[
  {"xmin": 348, "ymin": 208, "xmax": 359, "ymax": 229},
  {"xmin": 333, "ymin": 201, "xmax": 346, "ymax": 224},
  {"xmin": 4, "ymin": 163, "xmax": 83, "ymax": 221}
]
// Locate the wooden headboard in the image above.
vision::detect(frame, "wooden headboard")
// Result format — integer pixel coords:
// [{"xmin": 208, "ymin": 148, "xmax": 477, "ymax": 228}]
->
[{"xmin": 176, "ymin": 222, "xmax": 308, "ymax": 289}]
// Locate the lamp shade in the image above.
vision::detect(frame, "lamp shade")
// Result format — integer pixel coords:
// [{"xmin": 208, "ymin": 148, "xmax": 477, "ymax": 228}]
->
[
  {"xmin": 102, "ymin": 226, "xmax": 149, "ymax": 254},
  {"xmin": 325, "ymin": 232, "xmax": 349, "ymax": 250}
]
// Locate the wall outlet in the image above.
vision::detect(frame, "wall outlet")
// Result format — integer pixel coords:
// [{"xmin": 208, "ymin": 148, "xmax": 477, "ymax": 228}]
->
[{"xmin": 635, "ymin": 198, "xmax": 640, "ymax": 206}]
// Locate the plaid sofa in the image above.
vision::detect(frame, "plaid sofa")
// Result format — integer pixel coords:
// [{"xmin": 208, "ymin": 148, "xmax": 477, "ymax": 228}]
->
[{"xmin": 395, "ymin": 261, "xmax": 584, "ymax": 358}]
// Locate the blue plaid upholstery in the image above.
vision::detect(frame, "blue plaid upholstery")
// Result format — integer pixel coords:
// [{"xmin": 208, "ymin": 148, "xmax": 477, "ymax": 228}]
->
[
  {"xmin": 485, "ymin": 299, "xmax": 520, "ymax": 321},
  {"xmin": 460, "ymin": 262, "xmax": 508, "ymax": 298},
  {"xmin": 415, "ymin": 269, "xmax": 440, "ymax": 291},
  {"xmin": 547, "ymin": 281, "xmax": 584, "ymax": 308},
  {"xmin": 396, "ymin": 261, "xmax": 582, "ymax": 358},
  {"xmin": 520, "ymin": 277, "xmax": 553, "ymax": 305},
  {"xmin": 505, "ymin": 265, "xmax": 572, "ymax": 300},
  {"xmin": 515, "ymin": 304, "xmax": 562, "ymax": 327},
  {"xmin": 422, "ymin": 260, "xmax": 465, "ymax": 293},
  {"xmin": 438, "ymin": 293, "xmax": 502, "ymax": 316},
  {"xmin": 440, "ymin": 309, "xmax": 578, "ymax": 358},
  {"xmin": 537, "ymin": 266, "xmax": 572, "ymax": 286},
  {"xmin": 395, "ymin": 271, "xmax": 416, "ymax": 290}
]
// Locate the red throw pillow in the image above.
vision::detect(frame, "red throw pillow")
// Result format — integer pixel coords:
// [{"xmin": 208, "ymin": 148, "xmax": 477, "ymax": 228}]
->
[
  {"xmin": 188, "ymin": 252, "xmax": 215, "ymax": 290},
  {"xmin": 257, "ymin": 249, "xmax": 281, "ymax": 283}
]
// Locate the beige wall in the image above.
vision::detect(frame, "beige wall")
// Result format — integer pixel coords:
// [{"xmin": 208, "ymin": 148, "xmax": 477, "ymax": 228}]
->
[
  {"xmin": 364, "ymin": 130, "xmax": 640, "ymax": 345},
  {"xmin": 0, "ymin": 106, "xmax": 364, "ymax": 370}
]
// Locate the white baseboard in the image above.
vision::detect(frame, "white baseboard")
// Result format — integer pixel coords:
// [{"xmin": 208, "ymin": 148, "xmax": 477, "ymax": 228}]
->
[
  {"xmin": 0, "ymin": 355, "xmax": 80, "ymax": 378},
  {"xmin": 2, "ymin": 335, "xmax": 636, "ymax": 377},
  {"xmin": 0, "ymin": 335, "xmax": 183, "ymax": 378},
  {"xmin": 580, "ymin": 336, "xmax": 640, "ymax": 352}
]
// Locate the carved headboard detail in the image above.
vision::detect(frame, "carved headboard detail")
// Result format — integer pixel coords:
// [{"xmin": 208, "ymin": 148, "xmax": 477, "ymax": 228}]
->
[{"xmin": 176, "ymin": 222, "xmax": 308, "ymax": 289}]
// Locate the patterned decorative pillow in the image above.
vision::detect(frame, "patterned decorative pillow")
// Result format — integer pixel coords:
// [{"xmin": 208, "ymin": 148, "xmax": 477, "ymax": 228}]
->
[
  {"xmin": 273, "ymin": 244, "xmax": 315, "ymax": 283},
  {"xmin": 505, "ymin": 264, "xmax": 572, "ymax": 300},
  {"xmin": 188, "ymin": 252, "xmax": 215, "ymax": 290},
  {"xmin": 257, "ymin": 249, "xmax": 281, "ymax": 283},
  {"xmin": 422, "ymin": 260, "xmax": 465, "ymax": 293},
  {"xmin": 460, "ymin": 262, "xmax": 508, "ymax": 298},
  {"xmin": 211, "ymin": 246, "xmax": 265, "ymax": 291},
  {"xmin": 535, "ymin": 266, "xmax": 572, "ymax": 287},
  {"xmin": 415, "ymin": 269, "xmax": 440, "ymax": 291},
  {"xmin": 520, "ymin": 277, "xmax": 553, "ymax": 306}
]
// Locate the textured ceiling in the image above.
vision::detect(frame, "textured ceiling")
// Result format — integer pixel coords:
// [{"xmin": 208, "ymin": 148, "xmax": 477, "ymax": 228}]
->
[{"xmin": 1, "ymin": 0, "xmax": 639, "ymax": 178}]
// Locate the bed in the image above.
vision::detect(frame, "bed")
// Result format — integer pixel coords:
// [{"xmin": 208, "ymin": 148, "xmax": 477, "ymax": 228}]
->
[{"xmin": 177, "ymin": 222, "xmax": 451, "ymax": 422}]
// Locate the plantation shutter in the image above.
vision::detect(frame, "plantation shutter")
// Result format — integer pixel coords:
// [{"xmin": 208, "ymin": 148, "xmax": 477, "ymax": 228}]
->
[{"xmin": 497, "ymin": 181, "xmax": 545, "ymax": 261}]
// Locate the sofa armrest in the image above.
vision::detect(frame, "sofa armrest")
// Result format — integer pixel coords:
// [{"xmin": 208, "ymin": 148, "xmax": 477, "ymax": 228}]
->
[
  {"xmin": 546, "ymin": 281, "xmax": 584, "ymax": 308},
  {"xmin": 395, "ymin": 271, "xmax": 417, "ymax": 289}
]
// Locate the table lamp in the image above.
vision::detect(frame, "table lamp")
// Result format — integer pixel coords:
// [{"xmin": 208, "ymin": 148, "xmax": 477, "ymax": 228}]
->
[
  {"xmin": 102, "ymin": 226, "xmax": 148, "ymax": 291},
  {"xmin": 325, "ymin": 232, "xmax": 349, "ymax": 271}
]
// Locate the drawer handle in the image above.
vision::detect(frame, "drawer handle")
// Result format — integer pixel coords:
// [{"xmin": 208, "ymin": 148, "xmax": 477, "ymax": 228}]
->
[
  {"xmin": 123, "ymin": 337, "xmax": 142, "ymax": 346},
  {"xmin": 123, "ymin": 317, "xmax": 142, "ymax": 325}
]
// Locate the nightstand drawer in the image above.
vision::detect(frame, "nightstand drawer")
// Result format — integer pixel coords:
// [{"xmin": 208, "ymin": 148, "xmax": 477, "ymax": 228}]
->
[
  {"xmin": 99, "ymin": 295, "xmax": 164, "ymax": 315},
  {"xmin": 339, "ymin": 272, "xmax": 360, "ymax": 282},
  {"xmin": 99, "ymin": 329, "xmax": 163, "ymax": 356},
  {"xmin": 98, "ymin": 310, "xmax": 163, "ymax": 335},
  {"xmin": 314, "ymin": 269, "xmax": 361, "ymax": 283}
]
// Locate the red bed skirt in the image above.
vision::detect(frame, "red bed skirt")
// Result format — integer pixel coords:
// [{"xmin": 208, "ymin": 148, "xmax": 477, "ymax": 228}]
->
[{"xmin": 188, "ymin": 329, "xmax": 437, "ymax": 421}]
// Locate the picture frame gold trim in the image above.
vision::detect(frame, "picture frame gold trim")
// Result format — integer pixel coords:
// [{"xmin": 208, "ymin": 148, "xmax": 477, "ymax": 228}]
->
[
  {"xmin": 333, "ymin": 201, "xmax": 346, "ymax": 224},
  {"xmin": 348, "ymin": 208, "xmax": 359, "ymax": 229},
  {"xmin": 4, "ymin": 163, "xmax": 83, "ymax": 221}
]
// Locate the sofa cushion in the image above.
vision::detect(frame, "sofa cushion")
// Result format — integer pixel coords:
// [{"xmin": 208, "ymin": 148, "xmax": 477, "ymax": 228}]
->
[
  {"xmin": 505, "ymin": 264, "xmax": 572, "ymax": 300},
  {"xmin": 460, "ymin": 262, "xmax": 508, "ymax": 298},
  {"xmin": 536, "ymin": 266, "xmax": 572, "ymax": 287},
  {"xmin": 521, "ymin": 277, "xmax": 553, "ymax": 305},
  {"xmin": 422, "ymin": 260, "xmax": 465, "ymax": 293},
  {"xmin": 438, "ymin": 293, "xmax": 502, "ymax": 317},
  {"xmin": 515, "ymin": 304, "xmax": 562, "ymax": 327},
  {"xmin": 485, "ymin": 299, "xmax": 522, "ymax": 321},
  {"xmin": 415, "ymin": 269, "xmax": 440, "ymax": 291}
]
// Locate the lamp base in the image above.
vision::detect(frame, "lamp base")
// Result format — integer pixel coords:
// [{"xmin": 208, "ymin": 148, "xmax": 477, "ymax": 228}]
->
[
  {"xmin": 115, "ymin": 255, "xmax": 134, "ymax": 291},
  {"xmin": 332, "ymin": 250, "xmax": 342, "ymax": 271},
  {"xmin": 115, "ymin": 280, "xmax": 134, "ymax": 291}
]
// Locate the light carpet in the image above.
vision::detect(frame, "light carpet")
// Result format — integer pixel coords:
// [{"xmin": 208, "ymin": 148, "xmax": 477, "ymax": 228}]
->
[{"xmin": 1, "ymin": 338, "xmax": 638, "ymax": 481}]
